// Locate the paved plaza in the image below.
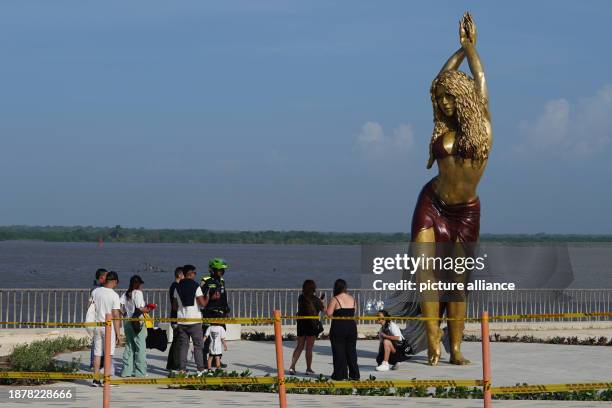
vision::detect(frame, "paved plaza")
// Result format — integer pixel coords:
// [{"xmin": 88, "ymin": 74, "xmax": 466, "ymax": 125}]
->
[{"xmin": 24, "ymin": 339, "xmax": 608, "ymax": 408}]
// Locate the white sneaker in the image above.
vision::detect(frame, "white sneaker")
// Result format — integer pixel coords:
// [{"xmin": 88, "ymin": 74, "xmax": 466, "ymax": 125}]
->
[
  {"xmin": 391, "ymin": 363, "xmax": 400, "ymax": 370},
  {"xmin": 196, "ymin": 370, "xmax": 206, "ymax": 377},
  {"xmin": 375, "ymin": 361, "xmax": 390, "ymax": 372}
]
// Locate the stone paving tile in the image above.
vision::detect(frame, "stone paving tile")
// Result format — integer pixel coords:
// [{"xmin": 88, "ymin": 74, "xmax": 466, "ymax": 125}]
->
[
  {"xmin": 56, "ymin": 340, "xmax": 612, "ymax": 386},
  {"xmin": 30, "ymin": 339, "xmax": 612, "ymax": 408},
  {"xmin": 1, "ymin": 384, "xmax": 610, "ymax": 407}
]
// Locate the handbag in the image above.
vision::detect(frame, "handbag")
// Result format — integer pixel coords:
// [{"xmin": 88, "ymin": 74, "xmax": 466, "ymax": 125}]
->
[
  {"xmin": 143, "ymin": 312, "xmax": 154, "ymax": 329},
  {"xmin": 146, "ymin": 327, "xmax": 168, "ymax": 352},
  {"xmin": 394, "ymin": 338, "xmax": 413, "ymax": 359},
  {"xmin": 312, "ymin": 319, "xmax": 324, "ymax": 335},
  {"xmin": 131, "ymin": 309, "xmax": 144, "ymax": 334}
]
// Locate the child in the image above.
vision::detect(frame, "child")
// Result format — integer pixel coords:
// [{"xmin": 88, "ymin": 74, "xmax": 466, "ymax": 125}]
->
[{"xmin": 204, "ymin": 323, "xmax": 228, "ymax": 371}]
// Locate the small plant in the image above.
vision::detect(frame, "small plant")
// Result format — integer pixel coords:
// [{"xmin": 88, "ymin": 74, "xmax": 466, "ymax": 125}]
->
[
  {"xmin": 241, "ymin": 331, "xmax": 296, "ymax": 341},
  {"xmin": 463, "ymin": 334, "xmax": 611, "ymax": 346},
  {"xmin": 0, "ymin": 336, "xmax": 89, "ymax": 385},
  {"xmin": 242, "ymin": 331, "xmax": 611, "ymax": 346},
  {"xmin": 165, "ymin": 369, "xmax": 612, "ymax": 401}
]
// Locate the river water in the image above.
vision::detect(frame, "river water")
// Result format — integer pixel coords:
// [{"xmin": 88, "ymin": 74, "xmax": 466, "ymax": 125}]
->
[
  {"xmin": 0, "ymin": 241, "xmax": 611, "ymax": 289},
  {"xmin": 0, "ymin": 241, "xmax": 360, "ymax": 289}
]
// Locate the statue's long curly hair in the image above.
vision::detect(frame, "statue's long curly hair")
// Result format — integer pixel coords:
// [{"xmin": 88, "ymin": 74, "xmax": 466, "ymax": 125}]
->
[{"xmin": 427, "ymin": 70, "xmax": 489, "ymax": 168}]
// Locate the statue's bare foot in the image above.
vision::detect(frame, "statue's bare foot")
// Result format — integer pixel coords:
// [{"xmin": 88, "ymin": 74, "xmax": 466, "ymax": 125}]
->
[
  {"xmin": 449, "ymin": 352, "xmax": 471, "ymax": 365},
  {"xmin": 427, "ymin": 328, "xmax": 443, "ymax": 366},
  {"xmin": 428, "ymin": 346, "xmax": 441, "ymax": 366}
]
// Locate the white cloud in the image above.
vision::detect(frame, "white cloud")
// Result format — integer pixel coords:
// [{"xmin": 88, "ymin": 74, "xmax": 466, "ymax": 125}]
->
[
  {"xmin": 355, "ymin": 121, "xmax": 414, "ymax": 157},
  {"xmin": 356, "ymin": 121, "xmax": 385, "ymax": 146},
  {"xmin": 392, "ymin": 124, "xmax": 415, "ymax": 149},
  {"xmin": 517, "ymin": 84, "xmax": 612, "ymax": 156}
]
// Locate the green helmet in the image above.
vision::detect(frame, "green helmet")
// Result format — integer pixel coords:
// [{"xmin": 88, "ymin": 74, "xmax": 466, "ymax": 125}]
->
[{"xmin": 209, "ymin": 258, "xmax": 229, "ymax": 271}]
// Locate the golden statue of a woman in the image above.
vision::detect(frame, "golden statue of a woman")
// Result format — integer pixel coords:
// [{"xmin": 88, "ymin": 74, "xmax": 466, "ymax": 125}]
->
[{"xmin": 412, "ymin": 12, "xmax": 492, "ymax": 366}]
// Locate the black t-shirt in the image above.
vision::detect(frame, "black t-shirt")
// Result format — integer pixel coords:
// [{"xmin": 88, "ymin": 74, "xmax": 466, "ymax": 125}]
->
[
  {"xmin": 201, "ymin": 275, "xmax": 228, "ymax": 313},
  {"xmin": 297, "ymin": 294, "xmax": 323, "ymax": 316}
]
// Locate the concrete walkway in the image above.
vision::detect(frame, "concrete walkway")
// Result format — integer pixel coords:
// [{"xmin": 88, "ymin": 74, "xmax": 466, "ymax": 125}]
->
[
  {"xmin": 38, "ymin": 339, "xmax": 612, "ymax": 407},
  {"xmin": 57, "ymin": 339, "xmax": 611, "ymax": 385},
  {"xmin": 1, "ymin": 384, "xmax": 609, "ymax": 408}
]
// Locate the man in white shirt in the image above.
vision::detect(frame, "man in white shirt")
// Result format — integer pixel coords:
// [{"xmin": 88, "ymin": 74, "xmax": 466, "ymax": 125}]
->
[
  {"xmin": 171, "ymin": 266, "xmax": 206, "ymax": 374},
  {"xmin": 89, "ymin": 268, "xmax": 107, "ymax": 369},
  {"xmin": 90, "ymin": 271, "xmax": 122, "ymax": 386}
]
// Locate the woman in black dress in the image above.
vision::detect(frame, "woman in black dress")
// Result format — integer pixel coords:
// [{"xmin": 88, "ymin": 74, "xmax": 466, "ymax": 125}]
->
[
  {"xmin": 166, "ymin": 267, "xmax": 184, "ymax": 371},
  {"xmin": 289, "ymin": 279, "xmax": 325, "ymax": 375},
  {"xmin": 326, "ymin": 279, "xmax": 359, "ymax": 380}
]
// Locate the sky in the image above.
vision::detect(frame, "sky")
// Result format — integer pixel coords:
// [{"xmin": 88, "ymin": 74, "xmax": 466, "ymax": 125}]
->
[{"xmin": 0, "ymin": 0, "xmax": 611, "ymax": 234}]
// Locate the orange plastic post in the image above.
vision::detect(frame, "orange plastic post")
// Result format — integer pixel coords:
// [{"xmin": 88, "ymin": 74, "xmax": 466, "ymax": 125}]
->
[
  {"xmin": 481, "ymin": 310, "xmax": 492, "ymax": 408},
  {"xmin": 103, "ymin": 313, "xmax": 112, "ymax": 408},
  {"xmin": 273, "ymin": 310, "xmax": 287, "ymax": 408}
]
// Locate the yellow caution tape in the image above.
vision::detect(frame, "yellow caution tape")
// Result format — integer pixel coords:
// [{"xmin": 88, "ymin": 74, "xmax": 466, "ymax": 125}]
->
[
  {"xmin": 0, "ymin": 372, "xmax": 100, "ymax": 380},
  {"xmin": 117, "ymin": 317, "xmax": 276, "ymax": 325},
  {"xmin": 489, "ymin": 312, "xmax": 612, "ymax": 321},
  {"xmin": 3, "ymin": 371, "xmax": 610, "ymax": 395},
  {"xmin": 0, "ymin": 321, "xmax": 103, "ymax": 327},
  {"xmin": 281, "ymin": 315, "xmax": 479, "ymax": 322},
  {"xmin": 110, "ymin": 376, "xmax": 480, "ymax": 388},
  {"xmin": 110, "ymin": 376, "xmax": 278, "ymax": 386},
  {"xmin": 284, "ymin": 379, "xmax": 482, "ymax": 389},
  {"xmin": 2, "ymin": 311, "xmax": 609, "ymax": 327},
  {"xmin": 491, "ymin": 381, "xmax": 612, "ymax": 395},
  {"xmin": 283, "ymin": 311, "xmax": 612, "ymax": 322}
]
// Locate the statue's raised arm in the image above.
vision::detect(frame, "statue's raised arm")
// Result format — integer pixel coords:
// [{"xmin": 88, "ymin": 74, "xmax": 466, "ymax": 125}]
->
[{"xmin": 460, "ymin": 12, "xmax": 489, "ymax": 112}]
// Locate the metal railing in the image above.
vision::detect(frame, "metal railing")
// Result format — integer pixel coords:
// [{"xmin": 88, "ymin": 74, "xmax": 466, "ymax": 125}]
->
[{"xmin": 0, "ymin": 288, "xmax": 610, "ymax": 328}]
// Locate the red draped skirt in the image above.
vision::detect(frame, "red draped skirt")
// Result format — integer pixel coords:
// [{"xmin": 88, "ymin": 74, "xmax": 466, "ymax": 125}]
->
[{"xmin": 411, "ymin": 178, "xmax": 480, "ymax": 243}]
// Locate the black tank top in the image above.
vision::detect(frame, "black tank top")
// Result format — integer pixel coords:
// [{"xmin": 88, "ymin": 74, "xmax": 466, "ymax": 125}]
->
[
  {"xmin": 332, "ymin": 296, "xmax": 355, "ymax": 317},
  {"xmin": 330, "ymin": 296, "xmax": 357, "ymax": 336}
]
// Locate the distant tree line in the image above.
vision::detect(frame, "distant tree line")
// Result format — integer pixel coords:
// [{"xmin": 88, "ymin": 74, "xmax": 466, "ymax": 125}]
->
[{"xmin": 0, "ymin": 226, "xmax": 610, "ymax": 244}]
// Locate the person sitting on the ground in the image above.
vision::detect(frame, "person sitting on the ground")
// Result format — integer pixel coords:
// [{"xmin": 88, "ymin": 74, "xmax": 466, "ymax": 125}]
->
[
  {"xmin": 375, "ymin": 310, "xmax": 411, "ymax": 371},
  {"xmin": 204, "ymin": 323, "xmax": 227, "ymax": 372}
]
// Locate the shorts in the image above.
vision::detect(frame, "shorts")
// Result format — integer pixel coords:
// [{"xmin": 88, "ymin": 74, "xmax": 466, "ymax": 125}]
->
[
  {"xmin": 93, "ymin": 326, "xmax": 116, "ymax": 357},
  {"xmin": 209, "ymin": 353, "xmax": 222, "ymax": 358}
]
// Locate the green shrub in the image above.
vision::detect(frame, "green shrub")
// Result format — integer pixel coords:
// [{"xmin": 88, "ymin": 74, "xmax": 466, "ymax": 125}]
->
[
  {"xmin": 169, "ymin": 369, "xmax": 612, "ymax": 401},
  {"xmin": 1, "ymin": 336, "xmax": 89, "ymax": 385}
]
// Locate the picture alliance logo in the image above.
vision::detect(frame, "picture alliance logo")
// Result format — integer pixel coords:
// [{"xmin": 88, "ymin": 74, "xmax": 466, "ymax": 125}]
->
[{"xmin": 372, "ymin": 253, "xmax": 488, "ymax": 275}]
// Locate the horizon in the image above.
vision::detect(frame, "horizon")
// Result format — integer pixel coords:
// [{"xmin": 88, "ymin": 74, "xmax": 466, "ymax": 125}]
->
[
  {"xmin": 3, "ymin": 224, "xmax": 612, "ymax": 237},
  {"xmin": 1, "ymin": 1, "xmax": 611, "ymax": 234}
]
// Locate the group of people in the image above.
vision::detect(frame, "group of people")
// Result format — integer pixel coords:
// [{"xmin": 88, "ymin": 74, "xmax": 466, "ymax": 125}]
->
[
  {"xmin": 290, "ymin": 278, "xmax": 411, "ymax": 380},
  {"xmin": 165, "ymin": 260, "xmax": 230, "ymax": 376},
  {"xmin": 87, "ymin": 258, "xmax": 231, "ymax": 386},
  {"xmin": 88, "ymin": 264, "xmax": 410, "ymax": 386}
]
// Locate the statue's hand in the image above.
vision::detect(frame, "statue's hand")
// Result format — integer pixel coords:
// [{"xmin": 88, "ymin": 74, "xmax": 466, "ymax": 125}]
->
[{"xmin": 459, "ymin": 12, "xmax": 477, "ymax": 47}]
